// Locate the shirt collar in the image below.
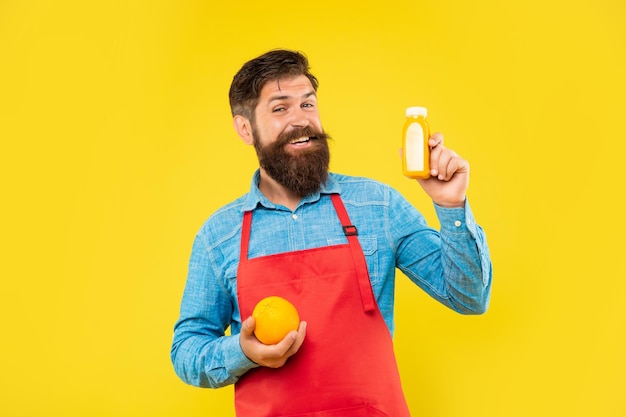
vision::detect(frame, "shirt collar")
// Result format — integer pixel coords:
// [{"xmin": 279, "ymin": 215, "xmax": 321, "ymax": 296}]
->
[{"xmin": 241, "ymin": 169, "xmax": 342, "ymax": 212}]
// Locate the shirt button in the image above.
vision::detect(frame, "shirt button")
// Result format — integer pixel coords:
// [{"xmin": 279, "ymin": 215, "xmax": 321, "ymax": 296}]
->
[
  {"xmin": 454, "ymin": 220, "xmax": 462, "ymax": 227},
  {"xmin": 292, "ymin": 214, "xmax": 298, "ymax": 220}
]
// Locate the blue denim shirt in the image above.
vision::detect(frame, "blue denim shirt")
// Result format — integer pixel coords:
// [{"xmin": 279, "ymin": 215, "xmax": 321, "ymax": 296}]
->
[{"xmin": 171, "ymin": 171, "xmax": 492, "ymax": 388}]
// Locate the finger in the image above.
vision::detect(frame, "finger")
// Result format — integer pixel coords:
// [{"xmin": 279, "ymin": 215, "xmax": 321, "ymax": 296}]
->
[
  {"xmin": 436, "ymin": 150, "xmax": 458, "ymax": 180},
  {"xmin": 269, "ymin": 320, "xmax": 307, "ymax": 357},
  {"xmin": 428, "ymin": 132, "xmax": 444, "ymax": 148},
  {"xmin": 429, "ymin": 142, "xmax": 446, "ymax": 177},
  {"xmin": 266, "ymin": 330, "xmax": 298, "ymax": 359},
  {"xmin": 241, "ymin": 316, "xmax": 256, "ymax": 337},
  {"xmin": 285, "ymin": 321, "xmax": 307, "ymax": 357}
]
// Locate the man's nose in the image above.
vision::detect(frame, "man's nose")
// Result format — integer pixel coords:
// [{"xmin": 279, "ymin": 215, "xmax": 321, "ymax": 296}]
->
[{"xmin": 290, "ymin": 107, "xmax": 310, "ymax": 127}]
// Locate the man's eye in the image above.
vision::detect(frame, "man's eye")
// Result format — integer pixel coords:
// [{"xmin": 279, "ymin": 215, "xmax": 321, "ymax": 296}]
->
[
  {"xmin": 302, "ymin": 103, "xmax": 314, "ymax": 108},
  {"xmin": 273, "ymin": 107, "xmax": 286, "ymax": 113}
]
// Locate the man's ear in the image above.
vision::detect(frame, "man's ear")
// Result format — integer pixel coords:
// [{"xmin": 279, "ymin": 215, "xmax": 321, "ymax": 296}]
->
[{"xmin": 233, "ymin": 115, "xmax": 254, "ymax": 146}]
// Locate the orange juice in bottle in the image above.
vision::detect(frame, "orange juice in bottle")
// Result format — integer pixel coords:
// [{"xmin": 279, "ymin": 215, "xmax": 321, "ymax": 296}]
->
[{"xmin": 402, "ymin": 106, "xmax": 430, "ymax": 179}]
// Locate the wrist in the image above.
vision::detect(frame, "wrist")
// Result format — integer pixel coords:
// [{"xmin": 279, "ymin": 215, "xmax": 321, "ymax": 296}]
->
[{"xmin": 434, "ymin": 198, "xmax": 466, "ymax": 208}]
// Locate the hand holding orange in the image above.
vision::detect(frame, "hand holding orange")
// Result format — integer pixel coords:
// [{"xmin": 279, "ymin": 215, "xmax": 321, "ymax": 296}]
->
[{"xmin": 252, "ymin": 296, "xmax": 300, "ymax": 345}]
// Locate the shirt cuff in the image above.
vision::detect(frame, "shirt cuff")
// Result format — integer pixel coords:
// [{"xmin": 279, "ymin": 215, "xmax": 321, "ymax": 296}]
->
[
  {"xmin": 433, "ymin": 199, "xmax": 480, "ymax": 239},
  {"xmin": 223, "ymin": 334, "xmax": 259, "ymax": 378}
]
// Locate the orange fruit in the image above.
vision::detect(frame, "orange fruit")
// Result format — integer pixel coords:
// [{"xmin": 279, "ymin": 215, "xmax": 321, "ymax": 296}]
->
[{"xmin": 252, "ymin": 296, "xmax": 300, "ymax": 345}]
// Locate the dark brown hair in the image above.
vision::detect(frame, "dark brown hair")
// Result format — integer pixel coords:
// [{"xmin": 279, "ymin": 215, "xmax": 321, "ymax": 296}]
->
[{"xmin": 228, "ymin": 49, "xmax": 319, "ymax": 122}]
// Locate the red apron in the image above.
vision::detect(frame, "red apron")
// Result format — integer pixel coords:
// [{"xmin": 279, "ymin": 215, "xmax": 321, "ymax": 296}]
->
[{"xmin": 235, "ymin": 194, "xmax": 411, "ymax": 417}]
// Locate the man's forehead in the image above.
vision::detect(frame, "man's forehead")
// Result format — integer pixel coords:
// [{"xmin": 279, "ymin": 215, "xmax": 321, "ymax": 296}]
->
[{"xmin": 260, "ymin": 75, "xmax": 315, "ymax": 99}]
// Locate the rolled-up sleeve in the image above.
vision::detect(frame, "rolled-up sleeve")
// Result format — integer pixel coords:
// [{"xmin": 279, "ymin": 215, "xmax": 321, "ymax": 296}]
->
[
  {"xmin": 433, "ymin": 201, "xmax": 492, "ymax": 313},
  {"xmin": 170, "ymin": 233, "xmax": 258, "ymax": 388},
  {"xmin": 394, "ymin": 194, "xmax": 492, "ymax": 314}
]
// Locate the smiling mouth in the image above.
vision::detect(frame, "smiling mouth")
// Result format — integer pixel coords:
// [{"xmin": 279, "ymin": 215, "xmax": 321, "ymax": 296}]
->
[{"xmin": 289, "ymin": 136, "xmax": 317, "ymax": 145}]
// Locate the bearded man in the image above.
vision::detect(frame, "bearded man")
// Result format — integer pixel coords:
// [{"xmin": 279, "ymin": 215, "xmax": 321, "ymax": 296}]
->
[{"xmin": 171, "ymin": 49, "xmax": 493, "ymax": 417}]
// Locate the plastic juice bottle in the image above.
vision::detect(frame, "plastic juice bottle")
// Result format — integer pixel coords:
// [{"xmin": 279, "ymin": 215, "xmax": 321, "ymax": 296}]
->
[{"xmin": 402, "ymin": 106, "xmax": 430, "ymax": 179}]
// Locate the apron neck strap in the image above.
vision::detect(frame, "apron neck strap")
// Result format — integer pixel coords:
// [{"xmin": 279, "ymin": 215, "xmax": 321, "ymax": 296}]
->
[
  {"xmin": 241, "ymin": 211, "xmax": 252, "ymax": 260},
  {"xmin": 330, "ymin": 194, "xmax": 376, "ymax": 312}
]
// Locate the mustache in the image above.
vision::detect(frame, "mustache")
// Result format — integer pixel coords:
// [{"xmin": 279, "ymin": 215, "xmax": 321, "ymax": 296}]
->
[{"xmin": 276, "ymin": 126, "xmax": 330, "ymax": 146}]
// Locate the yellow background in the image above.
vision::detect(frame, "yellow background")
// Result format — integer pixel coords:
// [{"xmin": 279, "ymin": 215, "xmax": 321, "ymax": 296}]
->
[{"xmin": 1, "ymin": 0, "xmax": 624, "ymax": 416}]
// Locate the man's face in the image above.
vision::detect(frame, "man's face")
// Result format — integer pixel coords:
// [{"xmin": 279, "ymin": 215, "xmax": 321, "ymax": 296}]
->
[{"xmin": 251, "ymin": 74, "xmax": 330, "ymax": 197}]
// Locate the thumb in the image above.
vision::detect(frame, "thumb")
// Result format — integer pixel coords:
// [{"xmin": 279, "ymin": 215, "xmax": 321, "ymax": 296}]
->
[{"xmin": 241, "ymin": 316, "xmax": 256, "ymax": 336}]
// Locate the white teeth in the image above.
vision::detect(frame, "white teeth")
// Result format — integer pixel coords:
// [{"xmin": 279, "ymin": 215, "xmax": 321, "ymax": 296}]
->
[{"xmin": 290, "ymin": 137, "xmax": 310, "ymax": 144}]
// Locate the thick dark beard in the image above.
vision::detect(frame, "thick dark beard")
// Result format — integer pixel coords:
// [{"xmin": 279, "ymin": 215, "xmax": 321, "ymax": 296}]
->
[{"xmin": 253, "ymin": 126, "xmax": 331, "ymax": 198}]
